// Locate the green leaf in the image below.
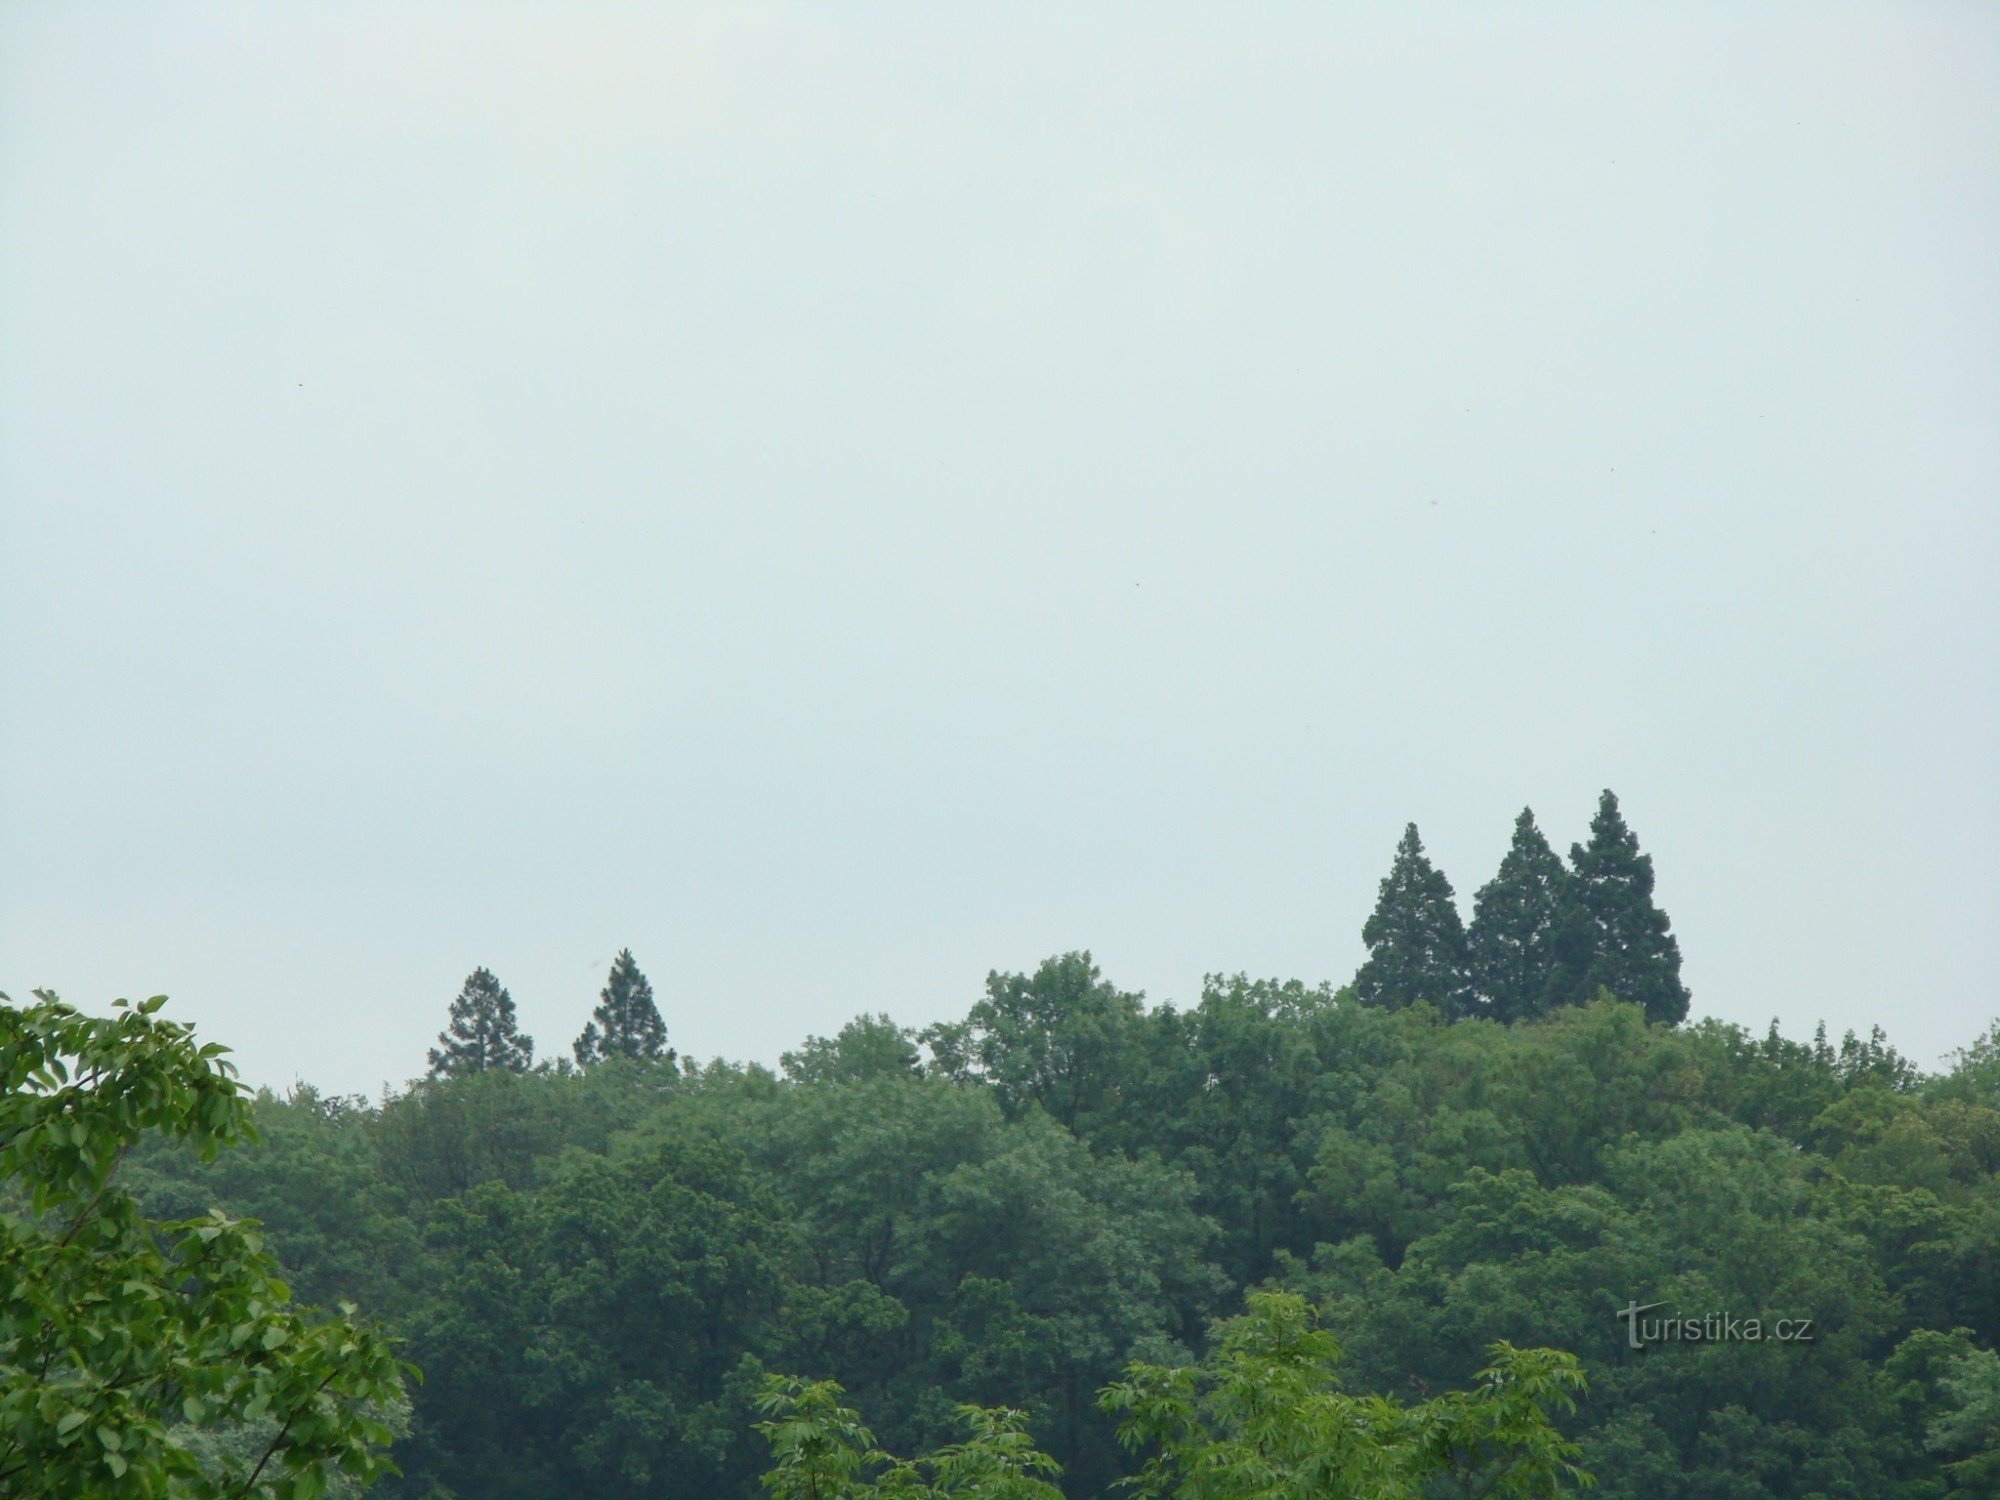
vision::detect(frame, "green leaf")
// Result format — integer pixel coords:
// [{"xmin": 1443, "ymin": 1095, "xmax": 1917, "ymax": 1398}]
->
[{"xmin": 0, "ymin": 989, "xmax": 405, "ymax": 1497}]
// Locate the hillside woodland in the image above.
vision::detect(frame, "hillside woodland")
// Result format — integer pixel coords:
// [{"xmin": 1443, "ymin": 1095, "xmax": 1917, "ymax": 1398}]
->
[{"xmin": 20, "ymin": 794, "xmax": 2000, "ymax": 1497}]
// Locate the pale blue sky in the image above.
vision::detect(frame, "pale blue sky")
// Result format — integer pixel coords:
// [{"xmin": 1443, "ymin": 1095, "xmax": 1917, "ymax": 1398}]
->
[{"xmin": 3, "ymin": 3, "xmax": 1996, "ymax": 1095}]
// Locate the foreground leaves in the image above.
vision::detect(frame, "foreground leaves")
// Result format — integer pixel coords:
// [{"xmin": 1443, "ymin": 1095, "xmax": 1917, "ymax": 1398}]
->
[
  {"xmin": 755, "ymin": 1291, "xmax": 1587, "ymax": 1499},
  {"xmin": 754, "ymin": 1376, "xmax": 1062, "ymax": 1500},
  {"xmin": 0, "ymin": 990, "xmax": 406, "ymax": 1499},
  {"xmin": 1100, "ymin": 1291, "xmax": 1591, "ymax": 1499}
]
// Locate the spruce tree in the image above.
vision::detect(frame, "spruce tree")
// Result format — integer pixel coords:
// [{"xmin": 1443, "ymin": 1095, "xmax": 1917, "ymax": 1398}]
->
[
  {"xmin": 573, "ymin": 948, "xmax": 673, "ymax": 1066},
  {"xmin": 1466, "ymin": 807, "xmax": 1569, "ymax": 1023},
  {"xmin": 1547, "ymin": 790, "xmax": 1691, "ymax": 1024},
  {"xmin": 1353, "ymin": 823, "xmax": 1472, "ymax": 1016},
  {"xmin": 427, "ymin": 967, "xmax": 535, "ymax": 1076}
]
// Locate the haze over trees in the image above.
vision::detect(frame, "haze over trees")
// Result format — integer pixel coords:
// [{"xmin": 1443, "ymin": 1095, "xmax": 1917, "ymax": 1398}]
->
[{"xmin": 9, "ymin": 792, "xmax": 1997, "ymax": 1498}]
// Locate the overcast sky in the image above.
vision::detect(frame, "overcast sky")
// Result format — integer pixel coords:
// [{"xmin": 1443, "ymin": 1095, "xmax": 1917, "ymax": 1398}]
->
[{"xmin": 2, "ymin": 3, "xmax": 1995, "ymax": 1097}]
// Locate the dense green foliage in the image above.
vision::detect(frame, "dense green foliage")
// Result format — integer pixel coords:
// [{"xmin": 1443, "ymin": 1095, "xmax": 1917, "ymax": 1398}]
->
[
  {"xmin": 102, "ymin": 971, "xmax": 2000, "ymax": 1499},
  {"xmin": 24, "ymin": 799, "xmax": 1994, "ymax": 1497},
  {"xmin": 753, "ymin": 1374, "xmax": 1065, "ymax": 1499},
  {"xmin": 0, "ymin": 991, "xmax": 405, "ymax": 1499},
  {"xmin": 752, "ymin": 1290, "xmax": 1587, "ymax": 1498},
  {"xmin": 1099, "ymin": 1290, "xmax": 1589, "ymax": 1499}
]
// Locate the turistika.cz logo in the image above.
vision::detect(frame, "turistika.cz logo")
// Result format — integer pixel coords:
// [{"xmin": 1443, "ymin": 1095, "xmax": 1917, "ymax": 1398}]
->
[{"xmin": 1616, "ymin": 1299, "xmax": 1815, "ymax": 1349}]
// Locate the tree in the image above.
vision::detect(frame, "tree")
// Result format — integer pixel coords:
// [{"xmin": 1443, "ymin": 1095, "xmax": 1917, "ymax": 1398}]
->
[
  {"xmin": 1548, "ymin": 791, "xmax": 1690, "ymax": 1024},
  {"xmin": 427, "ymin": 967, "xmax": 534, "ymax": 1077},
  {"xmin": 1926, "ymin": 1340, "xmax": 2000, "ymax": 1495},
  {"xmin": 739, "ymin": 1072, "xmax": 1220, "ymax": 1490},
  {"xmin": 573, "ymin": 949, "xmax": 672, "ymax": 1067},
  {"xmin": 755, "ymin": 1297, "xmax": 1590, "ymax": 1500},
  {"xmin": 65, "ymin": 950, "xmax": 2000, "ymax": 1500},
  {"xmin": 782, "ymin": 1016, "xmax": 921, "ymax": 1088},
  {"xmin": 1467, "ymin": 807, "xmax": 1570, "ymax": 1023},
  {"xmin": 1098, "ymin": 975, "xmax": 1374, "ymax": 1286},
  {"xmin": 0, "ymin": 989, "xmax": 405, "ymax": 1499},
  {"xmin": 932, "ymin": 953, "xmax": 1144, "ymax": 1133},
  {"xmin": 753, "ymin": 1377, "xmax": 1063, "ymax": 1500},
  {"xmin": 1936, "ymin": 1022, "xmax": 2000, "ymax": 1108},
  {"xmin": 1354, "ymin": 823, "xmax": 1472, "ymax": 1017},
  {"xmin": 404, "ymin": 1137, "xmax": 789, "ymax": 1500},
  {"xmin": 1098, "ymin": 1290, "xmax": 1590, "ymax": 1498},
  {"xmin": 752, "ymin": 1377, "xmax": 881, "ymax": 1500}
]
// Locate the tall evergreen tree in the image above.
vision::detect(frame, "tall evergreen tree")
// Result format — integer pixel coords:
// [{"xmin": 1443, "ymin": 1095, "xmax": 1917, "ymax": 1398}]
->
[
  {"xmin": 427, "ymin": 967, "xmax": 535, "ymax": 1076},
  {"xmin": 1547, "ymin": 789, "xmax": 1691, "ymax": 1024},
  {"xmin": 1466, "ymin": 807, "xmax": 1569, "ymax": 1023},
  {"xmin": 1354, "ymin": 823, "xmax": 1472, "ymax": 1016},
  {"xmin": 573, "ymin": 948, "xmax": 673, "ymax": 1066}
]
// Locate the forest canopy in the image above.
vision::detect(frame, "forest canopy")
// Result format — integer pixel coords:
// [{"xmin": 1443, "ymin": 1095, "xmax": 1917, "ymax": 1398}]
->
[{"xmin": 7, "ymin": 795, "xmax": 1998, "ymax": 1498}]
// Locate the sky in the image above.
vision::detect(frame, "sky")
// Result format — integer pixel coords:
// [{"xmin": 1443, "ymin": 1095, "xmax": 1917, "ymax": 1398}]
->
[{"xmin": 2, "ymin": 3, "xmax": 1996, "ymax": 1098}]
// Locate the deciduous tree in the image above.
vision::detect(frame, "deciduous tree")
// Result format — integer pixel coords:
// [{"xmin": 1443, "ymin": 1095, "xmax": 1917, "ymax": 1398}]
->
[
  {"xmin": 0, "ymin": 990, "xmax": 405, "ymax": 1499},
  {"xmin": 939, "ymin": 953, "xmax": 1144, "ymax": 1133},
  {"xmin": 1098, "ymin": 1290, "xmax": 1590, "ymax": 1499}
]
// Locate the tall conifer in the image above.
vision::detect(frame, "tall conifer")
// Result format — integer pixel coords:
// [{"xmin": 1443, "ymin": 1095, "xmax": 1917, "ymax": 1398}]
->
[
  {"xmin": 1466, "ymin": 808, "xmax": 1569, "ymax": 1023},
  {"xmin": 573, "ymin": 949, "xmax": 673, "ymax": 1066},
  {"xmin": 1354, "ymin": 823, "xmax": 1472, "ymax": 1016},
  {"xmin": 1548, "ymin": 790, "xmax": 1690, "ymax": 1024},
  {"xmin": 427, "ymin": 967, "xmax": 535, "ymax": 1076}
]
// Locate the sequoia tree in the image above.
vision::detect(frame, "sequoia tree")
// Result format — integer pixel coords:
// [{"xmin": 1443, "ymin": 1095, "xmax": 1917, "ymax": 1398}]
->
[
  {"xmin": 1548, "ymin": 790, "xmax": 1690, "ymax": 1024},
  {"xmin": 1466, "ymin": 807, "xmax": 1569, "ymax": 1022},
  {"xmin": 1354, "ymin": 823, "xmax": 1472, "ymax": 1016}
]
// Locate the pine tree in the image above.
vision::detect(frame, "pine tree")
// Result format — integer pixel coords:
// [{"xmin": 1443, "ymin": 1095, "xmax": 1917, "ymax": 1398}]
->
[
  {"xmin": 1354, "ymin": 823, "xmax": 1472, "ymax": 1016},
  {"xmin": 573, "ymin": 948, "xmax": 674, "ymax": 1066},
  {"xmin": 1546, "ymin": 790, "xmax": 1690, "ymax": 1024},
  {"xmin": 427, "ymin": 967, "xmax": 535, "ymax": 1076},
  {"xmin": 1466, "ymin": 807, "xmax": 1569, "ymax": 1023}
]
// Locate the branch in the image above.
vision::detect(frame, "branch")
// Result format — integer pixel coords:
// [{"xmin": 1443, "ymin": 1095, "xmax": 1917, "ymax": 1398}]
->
[
  {"xmin": 57, "ymin": 1144, "xmax": 130, "ymax": 1247},
  {"xmin": 232, "ymin": 1370, "xmax": 339, "ymax": 1500}
]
